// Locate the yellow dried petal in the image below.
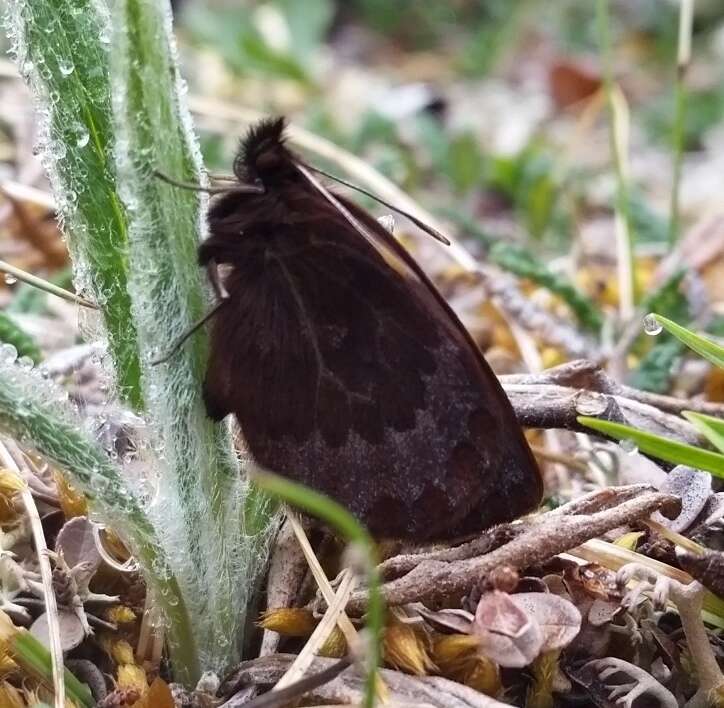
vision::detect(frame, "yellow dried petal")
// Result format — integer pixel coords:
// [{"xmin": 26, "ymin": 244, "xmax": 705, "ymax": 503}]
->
[
  {"xmin": 613, "ymin": 531, "xmax": 644, "ymax": 551},
  {"xmin": 111, "ymin": 639, "xmax": 136, "ymax": 665},
  {"xmin": 117, "ymin": 663, "xmax": 148, "ymax": 692},
  {"xmin": 0, "ymin": 652, "xmax": 17, "ymax": 679},
  {"xmin": 0, "ymin": 470, "xmax": 25, "ymax": 495},
  {"xmin": 258, "ymin": 608, "xmax": 316, "ymax": 637},
  {"xmin": 0, "ymin": 496, "xmax": 19, "ymax": 524},
  {"xmin": 0, "ymin": 681, "xmax": 24, "ymax": 708},
  {"xmin": 0, "ymin": 611, "xmax": 19, "ymax": 645},
  {"xmin": 461, "ymin": 655, "xmax": 501, "ymax": 696},
  {"xmin": 318, "ymin": 626, "xmax": 347, "ymax": 658},
  {"xmin": 433, "ymin": 634, "xmax": 500, "ymax": 696},
  {"xmin": 52, "ymin": 470, "xmax": 87, "ymax": 518},
  {"xmin": 383, "ymin": 621, "xmax": 435, "ymax": 675},
  {"xmin": 527, "ymin": 650, "xmax": 560, "ymax": 708},
  {"xmin": 105, "ymin": 605, "xmax": 137, "ymax": 625}
]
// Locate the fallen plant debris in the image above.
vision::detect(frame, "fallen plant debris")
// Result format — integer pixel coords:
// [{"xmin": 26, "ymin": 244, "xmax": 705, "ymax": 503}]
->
[{"xmin": 1, "ymin": 1, "xmax": 724, "ymax": 706}]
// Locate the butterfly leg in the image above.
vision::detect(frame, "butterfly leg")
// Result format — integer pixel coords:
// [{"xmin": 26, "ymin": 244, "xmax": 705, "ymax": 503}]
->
[{"xmin": 206, "ymin": 259, "xmax": 230, "ymax": 301}]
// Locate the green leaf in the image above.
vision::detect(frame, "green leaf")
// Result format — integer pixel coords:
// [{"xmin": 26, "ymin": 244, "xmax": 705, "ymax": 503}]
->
[
  {"xmin": 0, "ymin": 312, "xmax": 42, "ymax": 363},
  {"xmin": 629, "ymin": 338, "xmax": 683, "ymax": 393},
  {"xmin": 682, "ymin": 412, "xmax": 724, "ymax": 455},
  {"xmin": 490, "ymin": 241, "xmax": 603, "ymax": 332},
  {"xmin": 652, "ymin": 314, "xmax": 724, "ymax": 369},
  {"xmin": 577, "ymin": 416, "xmax": 724, "ymax": 479}
]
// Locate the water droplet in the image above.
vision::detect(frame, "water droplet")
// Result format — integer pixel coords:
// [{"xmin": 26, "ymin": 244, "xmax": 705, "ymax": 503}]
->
[
  {"xmin": 575, "ymin": 391, "xmax": 608, "ymax": 416},
  {"xmin": 17, "ymin": 356, "xmax": 34, "ymax": 370},
  {"xmin": 643, "ymin": 314, "xmax": 663, "ymax": 336},
  {"xmin": 58, "ymin": 59, "xmax": 74, "ymax": 76},
  {"xmin": 620, "ymin": 439, "xmax": 638, "ymax": 456},
  {"xmin": 4, "ymin": 274, "xmax": 17, "ymax": 285},
  {"xmin": 73, "ymin": 123, "xmax": 90, "ymax": 148},
  {"xmin": 0, "ymin": 343, "xmax": 18, "ymax": 364}
]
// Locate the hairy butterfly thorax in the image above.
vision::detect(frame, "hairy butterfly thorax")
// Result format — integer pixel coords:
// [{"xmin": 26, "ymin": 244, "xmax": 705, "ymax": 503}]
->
[{"xmin": 186, "ymin": 117, "xmax": 542, "ymax": 540}]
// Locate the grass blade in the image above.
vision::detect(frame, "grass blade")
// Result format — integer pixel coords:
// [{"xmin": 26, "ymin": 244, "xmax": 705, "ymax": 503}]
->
[
  {"xmin": 682, "ymin": 411, "xmax": 724, "ymax": 455},
  {"xmin": 650, "ymin": 314, "xmax": 724, "ymax": 369},
  {"xmin": 578, "ymin": 416, "xmax": 724, "ymax": 479}
]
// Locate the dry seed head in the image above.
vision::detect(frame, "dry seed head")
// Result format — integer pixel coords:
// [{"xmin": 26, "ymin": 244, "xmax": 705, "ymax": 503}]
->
[
  {"xmin": 383, "ymin": 620, "xmax": 435, "ymax": 675},
  {"xmin": 319, "ymin": 626, "xmax": 347, "ymax": 658},
  {"xmin": 0, "ymin": 470, "xmax": 25, "ymax": 495},
  {"xmin": 105, "ymin": 605, "xmax": 137, "ymax": 624},
  {"xmin": 52, "ymin": 469, "xmax": 87, "ymax": 518},
  {"xmin": 117, "ymin": 662, "xmax": 148, "ymax": 692},
  {"xmin": 111, "ymin": 639, "xmax": 136, "ymax": 665},
  {"xmin": 0, "ymin": 681, "xmax": 24, "ymax": 708},
  {"xmin": 433, "ymin": 633, "xmax": 501, "ymax": 696},
  {"xmin": 257, "ymin": 608, "xmax": 316, "ymax": 637}
]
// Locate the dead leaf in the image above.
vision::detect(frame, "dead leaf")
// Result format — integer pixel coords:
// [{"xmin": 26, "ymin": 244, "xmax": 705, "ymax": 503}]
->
[
  {"xmin": 512, "ymin": 593, "xmax": 582, "ymax": 651},
  {"xmin": 471, "ymin": 590, "xmax": 543, "ymax": 668},
  {"xmin": 414, "ymin": 605, "xmax": 474, "ymax": 634},
  {"xmin": 30, "ymin": 610, "xmax": 85, "ymax": 652},
  {"xmin": 131, "ymin": 677, "xmax": 173, "ymax": 708},
  {"xmin": 55, "ymin": 515, "xmax": 102, "ymax": 571},
  {"xmin": 549, "ymin": 59, "xmax": 601, "ymax": 109}
]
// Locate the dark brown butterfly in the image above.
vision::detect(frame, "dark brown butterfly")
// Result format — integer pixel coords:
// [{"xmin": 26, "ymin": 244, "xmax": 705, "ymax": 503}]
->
[{"xmin": 194, "ymin": 117, "xmax": 542, "ymax": 540}]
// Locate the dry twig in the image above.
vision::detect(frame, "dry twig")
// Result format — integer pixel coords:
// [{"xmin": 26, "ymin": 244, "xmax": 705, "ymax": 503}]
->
[
  {"xmin": 339, "ymin": 487, "xmax": 679, "ymax": 615},
  {"xmin": 221, "ymin": 654, "xmax": 509, "ymax": 708}
]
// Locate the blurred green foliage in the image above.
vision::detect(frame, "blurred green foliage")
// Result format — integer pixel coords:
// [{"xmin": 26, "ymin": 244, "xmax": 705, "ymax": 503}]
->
[{"xmin": 181, "ymin": 0, "xmax": 334, "ymax": 83}]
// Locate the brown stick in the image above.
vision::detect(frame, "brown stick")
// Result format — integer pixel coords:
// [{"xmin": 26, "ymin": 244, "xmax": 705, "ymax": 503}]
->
[{"xmin": 342, "ymin": 489, "xmax": 679, "ymax": 615}]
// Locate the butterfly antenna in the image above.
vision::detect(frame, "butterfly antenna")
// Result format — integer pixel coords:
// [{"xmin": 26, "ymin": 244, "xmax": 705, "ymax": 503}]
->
[
  {"xmin": 152, "ymin": 170, "xmax": 264, "ymax": 195},
  {"xmin": 306, "ymin": 165, "xmax": 450, "ymax": 246},
  {"xmin": 150, "ymin": 300, "xmax": 228, "ymax": 365}
]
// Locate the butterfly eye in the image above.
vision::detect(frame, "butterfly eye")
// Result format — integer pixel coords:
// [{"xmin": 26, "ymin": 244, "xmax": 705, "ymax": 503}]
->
[{"xmin": 255, "ymin": 149, "xmax": 282, "ymax": 172}]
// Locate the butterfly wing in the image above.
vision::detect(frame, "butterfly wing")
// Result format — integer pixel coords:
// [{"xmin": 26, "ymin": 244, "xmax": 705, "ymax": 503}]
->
[{"xmin": 202, "ymin": 194, "xmax": 541, "ymax": 540}]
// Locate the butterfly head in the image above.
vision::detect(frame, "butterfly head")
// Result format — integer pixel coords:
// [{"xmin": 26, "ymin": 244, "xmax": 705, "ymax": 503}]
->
[{"xmin": 234, "ymin": 116, "xmax": 299, "ymax": 188}]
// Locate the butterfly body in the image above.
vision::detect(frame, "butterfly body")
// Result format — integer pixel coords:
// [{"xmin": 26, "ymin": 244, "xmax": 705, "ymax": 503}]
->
[{"xmin": 199, "ymin": 118, "xmax": 542, "ymax": 540}]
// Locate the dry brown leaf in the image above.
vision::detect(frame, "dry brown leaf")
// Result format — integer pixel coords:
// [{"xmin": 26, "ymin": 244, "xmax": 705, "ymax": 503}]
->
[
  {"xmin": 512, "ymin": 593, "xmax": 582, "ymax": 652},
  {"xmin": 55, "ymin": 515, "xmax": 102, "ymax": 571},
  {"xmin": 29, "ymin": 610, "xmax": 85, "ymax": 652},
  {"xmin": 472, "ymin": 591, "xmax": 543, "ymax": 668},
  {"xmin": 0, "ymin": 680, "xmax": 24, "ymax": 708},
  {"xmin": 548, "ymin": 59, "xmax": 601, "ymax": 109}
]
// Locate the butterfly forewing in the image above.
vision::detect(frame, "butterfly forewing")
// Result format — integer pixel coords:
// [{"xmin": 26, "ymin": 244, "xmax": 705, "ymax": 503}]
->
[{"xmin": 201, "ymin": 149, "xmax": 542, "ymax": 539}]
